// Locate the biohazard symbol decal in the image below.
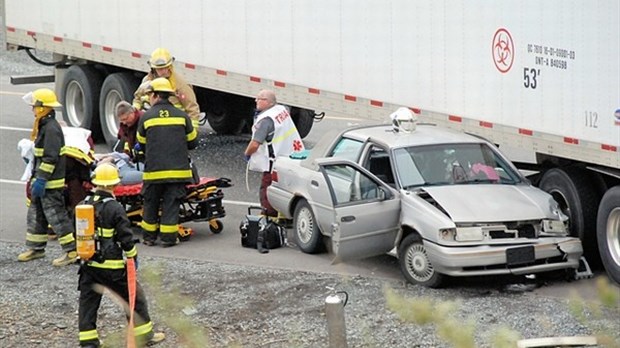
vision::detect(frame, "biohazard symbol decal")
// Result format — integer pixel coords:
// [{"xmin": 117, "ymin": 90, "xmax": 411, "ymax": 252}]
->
[{"xmin": 492, "ymin": 28, "xmax": 514, "ymax": 73}]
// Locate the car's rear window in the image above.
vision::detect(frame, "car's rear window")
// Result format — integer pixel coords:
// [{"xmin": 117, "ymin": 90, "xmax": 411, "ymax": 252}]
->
[{"xmin": 329, "ymin": 137, "xmax": 364, "ymax": 162}]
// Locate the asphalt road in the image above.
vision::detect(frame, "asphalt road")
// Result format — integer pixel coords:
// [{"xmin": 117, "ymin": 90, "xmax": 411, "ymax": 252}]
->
[
  {"xmin": 0, "ymin": 78, "xmax": 615, "ymax": 300},
  {"xmin": 0, "ymin": 78, "xmax": 403, "ymax": 282}
]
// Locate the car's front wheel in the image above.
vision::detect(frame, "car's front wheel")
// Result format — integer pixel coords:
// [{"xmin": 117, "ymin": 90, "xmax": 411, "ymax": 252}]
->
[
  {"xmin": 293, "ymin": 199, "xmax": 323, "ymax": 254},
  {"xmin": 398, "ymin": 234, "xmax": 444, "ymax": 288}
]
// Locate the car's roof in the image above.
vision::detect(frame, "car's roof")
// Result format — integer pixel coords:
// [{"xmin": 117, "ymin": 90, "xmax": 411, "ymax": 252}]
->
[{"xmin": 342, "ymin": 124, "xmax": 484, "ymax": 148}]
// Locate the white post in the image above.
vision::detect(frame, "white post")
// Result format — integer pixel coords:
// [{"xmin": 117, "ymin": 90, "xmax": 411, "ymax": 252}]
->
[{"xmin": 325, "ymin": 292, "xmax": 348, "ymax": 348}]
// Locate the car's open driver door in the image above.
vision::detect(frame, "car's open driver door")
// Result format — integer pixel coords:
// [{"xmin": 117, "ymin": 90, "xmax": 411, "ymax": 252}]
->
[{"xmin": 318, "ymin": 160, "xmax": 400, "ymax": 264}]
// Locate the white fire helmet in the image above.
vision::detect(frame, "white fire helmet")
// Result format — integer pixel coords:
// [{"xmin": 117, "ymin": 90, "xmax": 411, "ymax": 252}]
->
[{"xmin": 390, "ymin": 107, "xmax": 417, "ymax": 133}]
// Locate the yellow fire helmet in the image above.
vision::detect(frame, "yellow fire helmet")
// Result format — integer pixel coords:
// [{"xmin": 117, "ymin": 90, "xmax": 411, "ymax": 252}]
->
[
  {"xmin": 22, "ymin": 88, "xmax": 62, "ymax": 108},
  {"xmin": 148, "ymin": 47, "xmax": 174, "ymax": 69},
  {"xmin": 91, "ymin": 163, "xmax": 121, "ymax": 187},
  {"xmin": 148, "ymin": 77, "xmax": 175, "ymax": 93}
]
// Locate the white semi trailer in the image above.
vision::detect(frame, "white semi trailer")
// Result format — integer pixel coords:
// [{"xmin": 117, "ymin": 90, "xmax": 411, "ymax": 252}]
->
[{"xmin": 3, "ymin": 0, "xmax": 619, "ymax": 283}]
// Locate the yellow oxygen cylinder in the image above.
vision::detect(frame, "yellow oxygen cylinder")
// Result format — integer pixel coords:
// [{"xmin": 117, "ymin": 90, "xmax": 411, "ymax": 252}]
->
[{"xmin": 75, "ymin": 204, "xmax": 95, "ymax": 260}]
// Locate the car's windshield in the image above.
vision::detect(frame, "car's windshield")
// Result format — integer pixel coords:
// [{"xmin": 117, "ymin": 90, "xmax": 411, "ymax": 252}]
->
[{"xmin": 393, "ymin": 143, "xmax": 522, "ymax": 189}]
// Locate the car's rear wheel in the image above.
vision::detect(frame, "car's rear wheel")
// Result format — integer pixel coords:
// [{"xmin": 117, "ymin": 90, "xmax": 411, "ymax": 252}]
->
[
  {"xmin": 398, "ymin": 233, "xmax": 444, "ymax": 288},
  {"xmin": 294, "ymin": 199, "xmax": 323, "ymax": 254}
]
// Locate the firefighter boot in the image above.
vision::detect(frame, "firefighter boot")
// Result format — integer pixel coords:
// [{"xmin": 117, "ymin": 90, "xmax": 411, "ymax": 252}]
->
[
  {"xmin": 17, "ymin": 249, "xmax": 45, "ymax": 262},
  {"xmin": 52, "ymin": 250, "xmax": 78, "ymax": 267},
  {"xmin": 147, "ymin": 332, "xmax": 166, "ymax": 346},
  {"xmin": 161, "ymin": 238, "xmax": 180, "ymax": 248}
]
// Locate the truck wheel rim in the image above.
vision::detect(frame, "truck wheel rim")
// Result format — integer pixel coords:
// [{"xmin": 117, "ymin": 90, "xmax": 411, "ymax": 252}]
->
[
  {"xmin": 296, "ymin": 207, "xmax": 313, "ymax": 244},
  {"xmin": 65, "ymin": 81, "xmax": 86, "ymax": 126},
  {"xmin": 103, "ymin": 90, "xmax": 122, "ymax": 139},
  {"xmin": 404, "ymin": 244, "xmax": 434, "ymax": 282},
  {"xmin": 607, "ymin": 207, "xmax": 620, "ymax": 266}
]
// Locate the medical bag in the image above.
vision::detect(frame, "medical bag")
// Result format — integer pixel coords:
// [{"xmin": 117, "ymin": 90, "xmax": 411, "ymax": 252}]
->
[{"xmin": 240, "ymin": 206, "xmax": 287, "ymax": 250}]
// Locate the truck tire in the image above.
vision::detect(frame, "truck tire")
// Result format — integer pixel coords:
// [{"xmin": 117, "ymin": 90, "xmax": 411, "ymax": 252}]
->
[
  {"xmin": 290, "ymin": 107, "xmax": 314, "ymax": 139},
  {"xmin": 398, "ymin": 233, "xmax": 444, "ymax": 288},
  {"xmin": 61, "ymin": 65, "xmax": 104, "ymax": 139},
  {"xmin": 205, "ymin": 93, "xmax": 251, "ymax": 135},
  {"xmin": 597, "ymin": 186, "xmax": 620, "ymax": 284},
  {"xmin": 539, "ymin": 167, "xmax": 602, "ymax": 264},
  {"xmin": 207, "ymin": 108, "xmax": 245, "ymax": 135},
  {"xmin": 293, "ymin": 199, "xmax": 323, "ymax": 254},
  {"xmin": 99, "ymin": 72, "xmax": 141, "ymax": 149}
]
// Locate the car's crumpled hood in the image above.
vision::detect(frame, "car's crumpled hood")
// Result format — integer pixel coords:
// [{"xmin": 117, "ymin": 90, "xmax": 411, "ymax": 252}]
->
[{"xmin": 420, "ymin": 185, "xmax": 549, "ymax": 223}]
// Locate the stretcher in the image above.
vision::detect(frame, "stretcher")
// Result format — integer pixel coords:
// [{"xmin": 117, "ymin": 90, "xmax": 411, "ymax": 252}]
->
[{"xmin": 113, "ymin": 177, "xmax": 232, "ymax": 241}]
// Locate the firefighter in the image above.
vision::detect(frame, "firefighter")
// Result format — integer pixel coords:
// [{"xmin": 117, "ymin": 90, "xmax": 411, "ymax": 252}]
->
[
  {"xmin": 132, "ymin": 47, "xmax": 201, "ymax": 128},
  {"xmin": 62, "ymin": 125, "xmax": 96, "ymax": 219},
  {"xmin": 136, "ymin": 78, "xmax": 198, "ymax": 247},
  {"xmin": 17, "ymin": 88, "xmax": 78, "ymax": 266},
  {"xmin": 77, "ymin": 163, "xmax": 165, "ymax": 347}
]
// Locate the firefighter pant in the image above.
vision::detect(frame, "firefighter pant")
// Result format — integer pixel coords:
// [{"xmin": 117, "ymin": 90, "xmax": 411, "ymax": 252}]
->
[
  {"xmin": 78, "ymin": 265, "xmax": 154, "ymax": 347},
  {"xmin": 141, "ymin": 183, "xmax": 185, "ymax": 244},
  {"xmin": 260, "ymin": 172, "xmax": 278, "ymax": 217},
  {"xmin": 25, "ymin": 189, "xmax": 75, "ymax": 252}
]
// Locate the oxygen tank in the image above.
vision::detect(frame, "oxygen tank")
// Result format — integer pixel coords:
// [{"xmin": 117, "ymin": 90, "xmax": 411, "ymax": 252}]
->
[{"xmin": 75, "ymin": 204, "xmax": 95, "ymax": 260}]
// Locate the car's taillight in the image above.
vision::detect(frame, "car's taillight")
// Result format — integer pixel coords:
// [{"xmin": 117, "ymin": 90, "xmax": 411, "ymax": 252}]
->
[{"xmin": 271, "ymin": 170, "xmax": 279, "ymax": 182}]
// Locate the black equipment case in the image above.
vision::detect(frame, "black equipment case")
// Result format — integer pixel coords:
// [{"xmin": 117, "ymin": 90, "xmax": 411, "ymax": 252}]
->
[{"xmin": 239, "ymin": 206, "xmax": 287, "ymax": 250}]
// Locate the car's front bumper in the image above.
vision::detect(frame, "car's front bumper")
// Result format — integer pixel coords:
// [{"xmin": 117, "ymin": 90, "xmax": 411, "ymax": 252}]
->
[{"xmin": 423, "ymin": 237, "xmax": 583, "ymax": 277}]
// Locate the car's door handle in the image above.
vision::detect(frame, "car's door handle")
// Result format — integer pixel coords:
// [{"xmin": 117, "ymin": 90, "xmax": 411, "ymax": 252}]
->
[
  {"xmin": 341, "ymin": 215, "xmax": 355, "ymax": 222},
  {"xmin": 311, "ymin": 180, "xmax": 318, "ymax": 187}
]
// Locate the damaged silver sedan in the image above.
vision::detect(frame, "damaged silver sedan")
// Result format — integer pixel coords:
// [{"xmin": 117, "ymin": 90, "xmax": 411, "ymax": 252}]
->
[{"xmin": 267, "ymin": 113, "xmax": 588, "ymax": 287}]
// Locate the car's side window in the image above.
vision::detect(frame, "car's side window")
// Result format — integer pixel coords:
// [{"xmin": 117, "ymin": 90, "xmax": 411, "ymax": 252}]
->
[
  {"xmin": 323, "ymin": 163, "xmax": 382, "ymax": 205},
  {"xmin": 329, "ymin": 138, "xmax": 364, "ymax": 162},
  {"xmin": 364, "ymin": 146, "xmax": 396, "ymax": 187}
]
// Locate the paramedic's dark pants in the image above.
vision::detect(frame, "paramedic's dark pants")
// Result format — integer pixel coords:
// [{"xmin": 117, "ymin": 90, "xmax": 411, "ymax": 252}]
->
[
  {"xmin": 260, "ymin": 172, "xmax": 278, "ymax": 217},
  {"xmin": 141, "ymin": 183, "xmax": 185, "ymax": 244}
]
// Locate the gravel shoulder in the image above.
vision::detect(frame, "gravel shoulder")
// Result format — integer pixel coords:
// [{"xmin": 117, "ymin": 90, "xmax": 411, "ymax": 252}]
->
[{"xmin": 1, "ymin": 241, "xmax": 619, "ymax": 348}]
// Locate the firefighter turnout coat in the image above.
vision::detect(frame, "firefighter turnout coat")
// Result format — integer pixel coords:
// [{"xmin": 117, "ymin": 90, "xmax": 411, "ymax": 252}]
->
[
  {"xmin": 136, "ymin": 99, "xmax": 198, "ymax": 184},
  {"xmin": 26, "ymin": 110, "xmax": 76, "ymax": 252}
]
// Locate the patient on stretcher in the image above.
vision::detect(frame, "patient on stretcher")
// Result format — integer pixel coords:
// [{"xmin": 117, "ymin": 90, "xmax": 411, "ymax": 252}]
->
[{"xmin": 95, "ymin": 152, "xmax": 143, "ymax": 185}]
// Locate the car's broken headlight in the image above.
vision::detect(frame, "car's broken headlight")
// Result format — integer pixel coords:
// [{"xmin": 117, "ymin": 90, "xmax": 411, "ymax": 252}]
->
[
  {"xmin": 541, "ymin": 219, "xmax": 567, "ymax": 235},
  {"xmin": 439, "ymin": 228, "xmax": 456, "ymax": 241},
  {"xmin": 454, "ymin": 226, "xmax": 485, "ymax": 241},
  {"xmin": 440, "ymin": 227, "xmax": 486, "ymax": 242}
]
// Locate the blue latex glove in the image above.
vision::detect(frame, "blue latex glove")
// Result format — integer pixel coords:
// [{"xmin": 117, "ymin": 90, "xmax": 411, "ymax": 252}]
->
[
  {"xmin": 243, "ymin": 154, "xmax": 251, "ymax": 162},
  {"xmin": 133, "ymin": 143, "xmax": 142, "ymax": 152},
  {"xmin": 31, "ymin": 178, "xmax": 47, "ymax": 198}
]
